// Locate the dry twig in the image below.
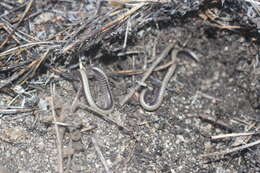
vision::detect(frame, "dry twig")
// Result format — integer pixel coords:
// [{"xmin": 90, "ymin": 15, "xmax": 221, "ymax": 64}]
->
[
  {"xmin": 120, "ymin": 43, "xmax": 174, "ymax": 106},
  {"xmin": 0, "ymin": 41, "xmax": 55, "ymax": 58},
  {"xmin": 211, "ymin": 132, "xmax": 259, "ymax": 140},
  {"xmin": 50, "ymin": 84, "xmax": 64, "ymax": 173},
  {"xmin": 92, "ymin": 137, "xmax": 112, "ymax": 173},
  {"xmin": 199, "ymin": 114, "xmax": 234, "ymax": 132},
  {"xmin": 201, "ymin": 139, "xmax": 260, "ymax": 157}
]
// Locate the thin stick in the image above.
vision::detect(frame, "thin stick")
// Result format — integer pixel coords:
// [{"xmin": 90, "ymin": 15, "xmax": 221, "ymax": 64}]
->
[
  {"xmin": 198, "ymin": 114, "xmax": 234, "ymax": 131},
  {"xmin": 21, "ymin": 49, "xmax": 50, "ymax": 83},
  {"xmin": 2, "ymin": 25, "xmax": 21, "ymax": 44},
  {"xmin": 0, "ymin": 49, "xmax": 50, "ymax": 89},
  {"xmin": 211, "ymin": 132, "xmax": 259, "ymax": 140},
  {"xmin": 101, "ymin": 3, "xmax": 145, "ymax": 32},
  {"xmin": 107, "ymin": 0, "xmax": 170, "ymax": 4},
  {"xmin": 108, "ymin": 60, "xmax": 191, "ymax": 76},
  {"xmin": 78, "ymin": 103, "xmax": 133, "ymax": 136},
  {"xmin": 3, "ymin": 20, "xmax": 37, "ymax": 42},
  {"xmin": 0, "ymin": 108, "xmax": 34, "ymax": 115},
  {"xmin": 50, "ymin": 84, "xmax": 64, "ymax": 173},
  {"xmin": 71, "ymin": 84, "xmax": 82, "ymax": 113},
  {"xmin": 0, "ymin": 3, "xmax": 27, "ymax": 18},
  {"xmin": 201, "ymin": 139, "xmax": 260, "ymax": 157},
  {"xmin": 197, "ymin": 91, "xmax": 222, "ymax": 102},
  {"xmin": 120, "ymin": 43, "xmax": 174, "ymax": 106},
  {"xmin": 92, "ymin": 137, "xmax": 112, "ymax": 173}
]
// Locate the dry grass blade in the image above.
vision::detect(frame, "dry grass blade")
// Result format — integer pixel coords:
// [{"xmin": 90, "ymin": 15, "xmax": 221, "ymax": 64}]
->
[
  {"xmin": 2, "ymin": 25, "xmax": 21, "ymax": 44},
  {"xmin": 107, "ymin": 0, "xmax": 170, "ymax": 5},
  {"xmin": 211, "ymin": 132, "xmax": 259, "ymax": 140},
  {"xmin": 19, "ymin": 49, "xmax": 50, "ymax": 85},
  {"xmin": 0, "ymin": 60, "xmax": 36, "ymax": 89},
  {"xmin": 50, "ymin": 84, "xmax": 64, "ymax": 173},
  {"xmin": 0, "ymin": 41, "xmax": 54, "ymax": 58},
  {"xmin": 201, "ymin": 139, "xmax": 260, "ymax": 157},
  {"xmin": 0, "ymin": 49, "xmax": 50, "ymax": 89},
  {"xmin": 1, "ymin": 17, "xmax": 40, "ymax": 42},
  {"xmin": 92, "ymin": 137, "xmax": 112, "ymax": 173},
  {"xmin": 0, "ymin": 2, "xmax": 27, "ymax": 18},
  {"xmin": 0, "ymin": 108, "xmax": 34, "ymax": 115},
  {"xmin": 102, "ymin": 2, "xmax": 145, "ymax": 31},
  {"xmin": 62, "ymin": 3, "xmax": 145, "ymax": 53}
]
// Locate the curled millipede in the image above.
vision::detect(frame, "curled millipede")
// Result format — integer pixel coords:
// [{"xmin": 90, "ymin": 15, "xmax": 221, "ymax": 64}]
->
[
  {"xmin": 79, "ymin": 62, "xmax": 114, "ymax": 114},
  {"xmin": 139, "ymin": 49, "xmax": 179, "ymax": 111},
  {"xmin": 91, "ymin": 67, "xmax": 114, "ymax": 110}
]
